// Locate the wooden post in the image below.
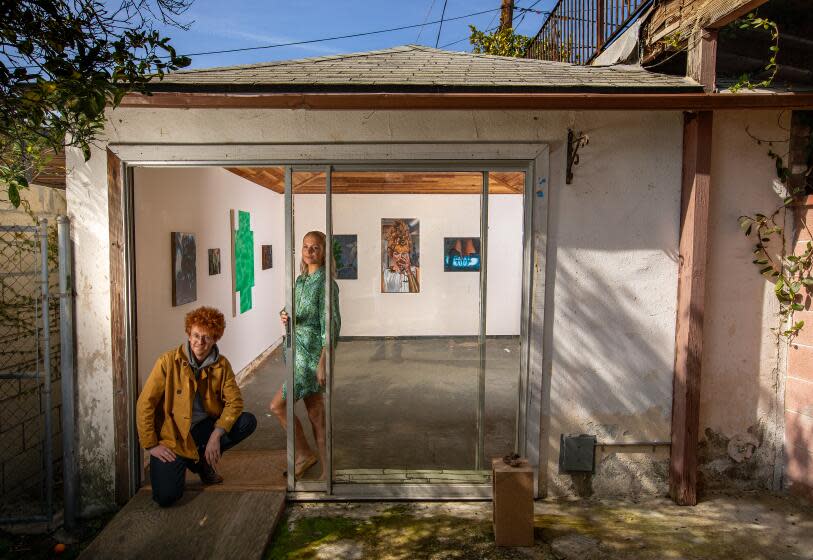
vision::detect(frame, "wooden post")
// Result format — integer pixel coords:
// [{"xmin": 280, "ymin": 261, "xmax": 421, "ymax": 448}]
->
[
  {"xmin": 688, "ymin": 29, "xmax": 718, "ymax": 93},
  {"xmin": 107, "ymin": 148, "xmax": 132, "ymax": 506},
  {"xmin": 596, "ymin": 0, "xmax": 606, "ymax": 52},
  {"xmin": 670, "ymin": 111, "xmax": 713, "ymax": 506},
  {"xmin": 500, "ymin": 0, "xmax": 514, "ymax": 31}
]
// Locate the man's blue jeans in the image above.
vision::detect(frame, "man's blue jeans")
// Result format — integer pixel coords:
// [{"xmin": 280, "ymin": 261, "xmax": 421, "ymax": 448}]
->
[{"xmin": 149, "ymin": 412, "xmax": 257, "ymax": 507}]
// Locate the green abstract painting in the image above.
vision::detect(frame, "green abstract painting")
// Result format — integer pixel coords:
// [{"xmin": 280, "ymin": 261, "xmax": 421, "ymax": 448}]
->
[{"xmin": 234, "ymin": 210, "xmax": 255, "ymax": 313}]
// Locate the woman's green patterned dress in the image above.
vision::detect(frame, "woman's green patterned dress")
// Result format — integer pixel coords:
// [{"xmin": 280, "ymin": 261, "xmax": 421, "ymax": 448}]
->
[{"xmin": 283, "ymin": 266, "xmax": 341, "ymax": 401}]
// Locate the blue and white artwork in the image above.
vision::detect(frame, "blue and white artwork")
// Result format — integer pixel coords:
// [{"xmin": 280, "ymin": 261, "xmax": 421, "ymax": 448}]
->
[{"xmin": 443, "ymin": 237, "xmax": 480, "ymax": 272}]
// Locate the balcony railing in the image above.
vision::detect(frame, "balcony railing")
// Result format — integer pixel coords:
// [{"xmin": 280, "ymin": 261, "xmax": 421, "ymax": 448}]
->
[{"xmin": 525, "ymin": 0, "xmax": 651, "ymax": 65}]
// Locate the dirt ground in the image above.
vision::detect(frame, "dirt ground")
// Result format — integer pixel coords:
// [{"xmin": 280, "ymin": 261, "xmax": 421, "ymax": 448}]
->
[{"xmin": 267, "ymin": 491, "xmax": 813, "ymax": 560}]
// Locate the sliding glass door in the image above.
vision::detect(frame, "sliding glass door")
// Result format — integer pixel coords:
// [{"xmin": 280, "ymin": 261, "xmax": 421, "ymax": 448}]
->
[{"xmin": 284, "ymin": 164, "xmax": 530, "ymax": 496}]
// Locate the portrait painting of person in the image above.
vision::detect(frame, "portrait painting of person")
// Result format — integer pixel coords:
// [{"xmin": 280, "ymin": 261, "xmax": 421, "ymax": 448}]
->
[{"xmin": 382, "ymin": 219, "xmax": 420, "ymax": 293}]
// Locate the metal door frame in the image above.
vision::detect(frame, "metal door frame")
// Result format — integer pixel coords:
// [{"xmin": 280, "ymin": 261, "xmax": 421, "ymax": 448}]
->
[{"xmin": 116, "ymin": 142, "xmax": 549, "ymax": 500}]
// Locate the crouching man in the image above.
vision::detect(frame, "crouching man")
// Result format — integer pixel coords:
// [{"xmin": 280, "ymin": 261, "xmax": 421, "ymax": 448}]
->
[{"xmin": 136, "ymin": 306, "xmax": 257, "ymax": 507}]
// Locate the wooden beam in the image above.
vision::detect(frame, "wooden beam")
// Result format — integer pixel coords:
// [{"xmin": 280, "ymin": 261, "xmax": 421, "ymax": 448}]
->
[
  {"xmin": 107, "ymin": 148, "xmax": 131, "ymax": 506},
  {"xmin": 225, "ymin": 168, "xmax": 525, "ymax": 194},
  {"xmin": 120, "ymin": 91, "xmax": 813, "ymax": 111},
  {"xmin": 670, "ymin": 111, "xmax": 713, "ymax": 506},
  {"xmin": 643, "ymin": 0, "xmax": 769, "ymax": 63},
  {"xmin": 687, "ymin": 29, "xmax": 718, "ymax": 93},
  {"xmin": 225, "ymin": 167, "xmax": 284, "ymax": 193}
]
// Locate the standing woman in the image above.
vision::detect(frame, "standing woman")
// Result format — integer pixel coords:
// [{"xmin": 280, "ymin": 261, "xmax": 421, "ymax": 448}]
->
[{"xmin": 270, "ymin": 231, "xmax": 340, "ymax": 479}]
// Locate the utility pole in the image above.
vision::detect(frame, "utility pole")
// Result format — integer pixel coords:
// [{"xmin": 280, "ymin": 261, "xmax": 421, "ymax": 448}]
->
[{"xmin": 499, "ymin": 0, "xmax": 514, "ymax": 31}]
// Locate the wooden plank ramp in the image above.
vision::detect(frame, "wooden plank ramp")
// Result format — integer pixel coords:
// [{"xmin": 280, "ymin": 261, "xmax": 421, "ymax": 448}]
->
[{"xmin": 80, "ymin": 450, "xmax": 287, "ymax": 560}]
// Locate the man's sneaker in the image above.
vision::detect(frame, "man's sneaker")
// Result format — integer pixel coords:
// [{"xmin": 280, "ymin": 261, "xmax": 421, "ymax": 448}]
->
[{"xmin": 198, "ymin": 460, "xmax": 224, "ymax": 485}]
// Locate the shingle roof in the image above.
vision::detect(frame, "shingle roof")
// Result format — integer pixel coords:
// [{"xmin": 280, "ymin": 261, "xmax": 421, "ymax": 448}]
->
[{"xmin": 151, "ymin": 45, "xmax": 700, "ymax": 93}]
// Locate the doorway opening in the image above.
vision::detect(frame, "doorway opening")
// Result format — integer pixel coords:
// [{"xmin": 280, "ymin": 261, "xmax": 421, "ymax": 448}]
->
[{"xmin": 128, "ymin": 159, "xmax": 536, "ymax": 499}]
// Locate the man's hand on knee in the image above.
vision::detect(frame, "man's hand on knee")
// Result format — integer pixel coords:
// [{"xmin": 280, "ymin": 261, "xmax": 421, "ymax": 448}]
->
[
  {"xmin": 149, "ymin": 444, "xmax": 177, "ymax": 463},
  {"xmin": 205, "ymin": 427, "xmax": 225, "ymax": 468}
]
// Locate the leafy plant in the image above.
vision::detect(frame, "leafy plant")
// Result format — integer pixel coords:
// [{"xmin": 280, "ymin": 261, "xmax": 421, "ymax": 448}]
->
[
  {"xmin": 468, "ymin": 26, "xmax": 530, "ymax": 58},
  {"xmin": 1, "ymin": 1, "xmax": 193, "ymax": 207},
  {"xmin": 729, "ymin": 13, "xmax": 780, "ymax": 93},
  {"xmin": 738, "ymin": 121, "xmax": 813, "ymax": 340}
]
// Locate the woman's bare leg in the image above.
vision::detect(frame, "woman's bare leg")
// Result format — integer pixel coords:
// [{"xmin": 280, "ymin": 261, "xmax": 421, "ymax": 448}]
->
[
  {"xmin": 303, "ymin": 393, "xmax": 327, "ymax": 479},
  {"xmin": 270, "ymin": 387, "xmax": 315, "ymax": 467}
]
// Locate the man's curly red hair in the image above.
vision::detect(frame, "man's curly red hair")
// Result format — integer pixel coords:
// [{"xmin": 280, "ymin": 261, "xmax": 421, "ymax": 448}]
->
[{"xmin": 184, "ymin": 306, "xmax": 226, "ymax": 340}]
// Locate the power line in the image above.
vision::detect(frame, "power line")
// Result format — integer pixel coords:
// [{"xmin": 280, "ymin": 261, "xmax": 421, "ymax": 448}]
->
[
  {"xmin": 415, "ymin": 0, "xmax": 438, "ymax": 43},
  {"xmin": 439, "ymin": 4, "xmax": 549, "ymax": 50},
  {"xmin": 513, "ymin": 0, "xmax": 544, "ymax": 30},
  {"xmin": 174, "ymin": 6, "xmax": 501, "ymax": 59},
  {"xmin": 435, "ymin": 0, "xmax": 449, "ymax": 48},
  {"xmin": 7, "ymin": 5, "xmax": 506, "ymax": 70}
]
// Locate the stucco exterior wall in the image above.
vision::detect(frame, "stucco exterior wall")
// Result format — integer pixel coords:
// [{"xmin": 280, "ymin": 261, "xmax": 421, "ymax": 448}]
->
[
  {"xmin": 699, "ymin": 110, "xmax": 789, "ymax": 493},
  {"xmin": 67, "ymin": 106, "xmax": 769, "ymax": 508}
]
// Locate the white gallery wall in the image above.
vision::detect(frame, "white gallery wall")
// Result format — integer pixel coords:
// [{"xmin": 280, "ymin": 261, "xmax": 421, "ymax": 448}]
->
[
  {"xmin": 293, "ymin": 193, "xmax": 524, "ymax": 336},
  {"xmin": 133, "ymin": 167, "xmax": 285, "ymax": 385}
]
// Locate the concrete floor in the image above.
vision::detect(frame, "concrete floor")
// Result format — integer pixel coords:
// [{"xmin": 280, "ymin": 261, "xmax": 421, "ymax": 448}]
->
[
  {"xmin": 238, "ymin": 337, "xmax": 520, "ymax": 477},
  {"xmin": 267, "ymin": 492, "xmax": 813, "ymax": 559}
]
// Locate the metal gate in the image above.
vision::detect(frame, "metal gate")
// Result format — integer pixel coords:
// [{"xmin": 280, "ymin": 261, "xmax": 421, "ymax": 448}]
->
[{"xmin": 0, "ymin": 217, "xmax": 76, "ymax": 528}]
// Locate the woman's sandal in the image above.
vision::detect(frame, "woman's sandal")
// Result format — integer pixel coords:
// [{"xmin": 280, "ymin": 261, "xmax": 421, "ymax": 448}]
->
[{"xmin": 282, "ymin": 455, "xmax": 318, "ymax": 478}]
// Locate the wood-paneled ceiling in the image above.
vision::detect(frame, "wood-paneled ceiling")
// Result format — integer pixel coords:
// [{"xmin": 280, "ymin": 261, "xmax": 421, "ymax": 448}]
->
[{"xmin": 226, "ymin": 168, "xmax": 524, "ymax": 194}]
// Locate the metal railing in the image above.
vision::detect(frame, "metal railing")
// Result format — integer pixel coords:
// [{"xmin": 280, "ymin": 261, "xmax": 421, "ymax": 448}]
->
[
  {"xmin": 0, "ymin": 217, "xmax": 76, "ymax": 530},
  {"xmin": 525, "ymin": 0, "xmax": 651, "ymax": 65}
]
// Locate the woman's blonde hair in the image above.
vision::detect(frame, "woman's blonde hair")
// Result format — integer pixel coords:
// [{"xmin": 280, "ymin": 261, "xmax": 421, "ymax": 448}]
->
[{"xmin": 300, "ymin": 231, "xmax": 336, "ymax": 276}]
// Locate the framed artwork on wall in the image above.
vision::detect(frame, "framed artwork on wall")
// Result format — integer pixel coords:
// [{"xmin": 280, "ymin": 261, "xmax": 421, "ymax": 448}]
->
[
  {"xmin": 171, "ymin": 232, "xmax": 196, "ymax": 306},
  {"xmin": 208, "ymin": 248, "xmax": 221, "ymax": 275},
  {"xmin": 261, "ymin": 245, "xmax": 273, "ymax": 270},
  {"xmin": 231, "ymin": 209, "xmax": 255, "ymax": 315},
  {"xmin": 381, "ymin": 218, "xmax": 420, "ymax": 293},
  {"xmin": 443, "ymin": 237, "xmax": 481, "ymax": 272},
  {"xmin": 334, "ymin": 234, "xmax": 358, "ymax": 280}
]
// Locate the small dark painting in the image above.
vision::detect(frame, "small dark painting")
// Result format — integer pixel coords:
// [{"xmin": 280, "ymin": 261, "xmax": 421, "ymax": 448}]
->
[
  {"xmin": 172, "ymin": 232, "xmax": 197, "ymax": 306},
  {"xmin": 208, "ymin": 248, "xmax": 221, "ymax": 275},
  {"xmin": 334, "ymin": 235, "xmax": 358, "ymax": 280},
  {"xmin": 261, "ymin": 244, "xmax": 273, "ymax": 270}
]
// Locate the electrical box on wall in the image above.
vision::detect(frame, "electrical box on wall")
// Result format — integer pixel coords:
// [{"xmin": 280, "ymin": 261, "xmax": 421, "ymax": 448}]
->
[{"xmin": 558, "ymin": 434, "xmax": 597, "ymax": 473}]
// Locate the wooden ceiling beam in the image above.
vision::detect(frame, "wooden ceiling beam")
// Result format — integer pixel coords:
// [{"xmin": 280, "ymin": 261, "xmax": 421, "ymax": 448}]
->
[{"xmin": 226, "ymin": 168, "xmax": 525, "ymax": 194}]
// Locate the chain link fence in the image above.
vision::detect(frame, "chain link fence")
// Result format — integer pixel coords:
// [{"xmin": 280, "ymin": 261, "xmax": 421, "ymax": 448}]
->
[{"xmin": 0, "ymin": 221, "xmax": 61, "ymax": 525}]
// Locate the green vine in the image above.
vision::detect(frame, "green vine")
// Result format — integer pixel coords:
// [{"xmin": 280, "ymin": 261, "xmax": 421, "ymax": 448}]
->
[
  {"xmin": 738, "ymin": 118, "xmax": 813, "ymax": 340},
  {"xmin": 729, "ymin": 13, "xmax": 780, "ymax": 93}
]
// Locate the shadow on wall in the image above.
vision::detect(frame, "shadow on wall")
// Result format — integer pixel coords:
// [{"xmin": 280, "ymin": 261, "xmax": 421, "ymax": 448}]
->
[
  {"xmin": 784, "ymin": 406, "xmax": 813, "ymax": 500},
  {"xmin": 696, "ymin": 111, "xmax": 791, "ymax": 495},
  {"xmin": 541, "ymin": 254, "xmax": 677, "ymax": 498}
]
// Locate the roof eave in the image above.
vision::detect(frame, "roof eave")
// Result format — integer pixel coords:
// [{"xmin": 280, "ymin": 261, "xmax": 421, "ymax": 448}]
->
[
  {"xmin": 144, "ymin": 82, "xmax": 703, "ymax": 95},
  {"xmin": 119, "ymin": 90, "xmax": 813, "ymax": 111}
]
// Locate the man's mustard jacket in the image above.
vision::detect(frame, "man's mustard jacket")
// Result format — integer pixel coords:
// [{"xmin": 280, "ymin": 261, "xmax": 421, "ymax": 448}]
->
[{"xmin": 136, "ymin": 344, "xmax": 243, "ymax": 461}]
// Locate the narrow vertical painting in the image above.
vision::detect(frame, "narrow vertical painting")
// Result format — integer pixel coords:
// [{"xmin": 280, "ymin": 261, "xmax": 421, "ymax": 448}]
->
[
  {"xmin": 261, "ymin": 245, "xmax": 273, "ymax": 270},
  {"xmin": 381, "ymin": 218, "xmax": 420, "ymax": 293},
  {"xmin": 234, "ymin": 210, "xmax": 255, "ymax": 313},
  {"xmin": 443, "ymin": 237, "xmax": 481, "ymax": 272},
  {"xmin": 334, "ymin": 234, "xmax": 358, "ymax": 280},
  {"xmin": 208, "ymin": 248, "xmax": 221, "ymax": 275},
  {"xmin": 171, "ymin": 232, "xmax": 196, "ymax": 306}
]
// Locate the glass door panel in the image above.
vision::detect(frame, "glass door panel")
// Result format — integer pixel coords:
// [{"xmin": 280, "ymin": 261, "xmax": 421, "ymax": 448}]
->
[
  {"xmin": 483, "ymin": 171, "xmax": 526, "ymax": 467},
  {"xmin": 330, "ymin": 171, "xmax": 483, "ymax": 485},
  {"xmin": 287, "ymin": 169, "xmax": 328, "ymax": 490}
]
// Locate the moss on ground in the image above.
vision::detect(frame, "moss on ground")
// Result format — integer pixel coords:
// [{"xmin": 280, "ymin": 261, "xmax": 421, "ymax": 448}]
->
[
  {"xmin": 266, "ymin": 505, "xmax": 546, "ymax": 560},
  {"xmin": 267, "ymin": 497, "xmax": 813, "ymax": 560}
]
